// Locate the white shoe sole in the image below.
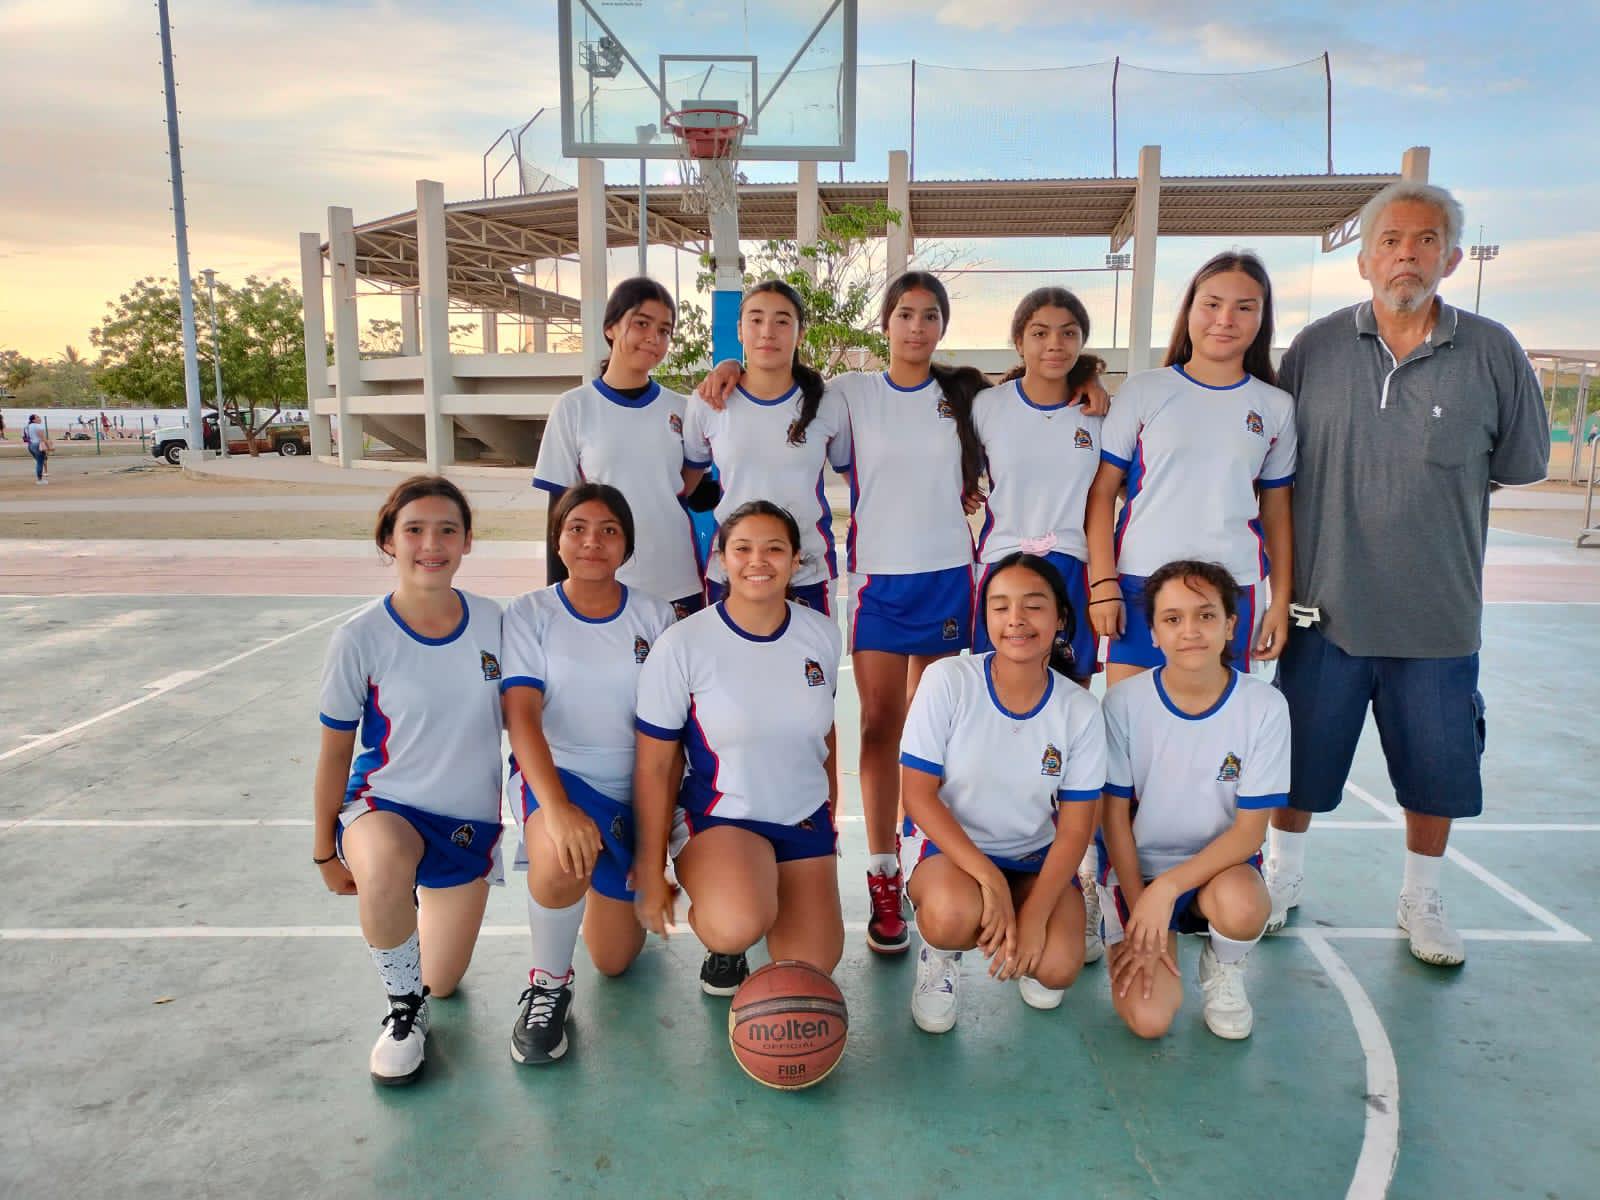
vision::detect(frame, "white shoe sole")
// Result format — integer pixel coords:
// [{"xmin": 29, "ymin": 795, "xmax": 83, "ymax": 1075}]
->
[
  {"xmin": 370, "ymin": 1058, "xmax": 424, "ymax": 1085},
  {"xmin": 1204, "ymin": 1012, "xmax": 1254, "ymax": 1040},
  {"xmin": 1019, "ymin": 983, "xmax": 1065, "ymax": 1011},
  {"xmin": 510, "ymin": 1030, "xmax": 569, "ymax": 1064},
  {"xmin": 1397, "ymin": 909, "xmax": 1466, "ymax": 967},
  {"xmin": 912, "ymin": 1006, "xmax": 956, "ymax": 1034}
]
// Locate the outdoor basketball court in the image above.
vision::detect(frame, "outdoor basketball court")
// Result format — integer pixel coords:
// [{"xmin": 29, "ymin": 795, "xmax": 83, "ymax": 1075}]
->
[{"xmin": 1, "ymin": 527, "xmax": 1595, "ymax": 1199}]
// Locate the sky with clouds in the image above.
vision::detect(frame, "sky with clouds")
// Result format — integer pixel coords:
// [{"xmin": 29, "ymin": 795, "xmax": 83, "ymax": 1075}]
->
[{"xmin": 3, "ymin": 0, "xmax": 1597, "ymax": 359}]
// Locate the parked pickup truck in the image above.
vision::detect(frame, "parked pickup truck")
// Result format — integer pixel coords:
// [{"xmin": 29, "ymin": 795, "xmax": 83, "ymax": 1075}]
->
[{"xmin": 151, "ymin": 411, "xmax": 312, "ymax": 465}]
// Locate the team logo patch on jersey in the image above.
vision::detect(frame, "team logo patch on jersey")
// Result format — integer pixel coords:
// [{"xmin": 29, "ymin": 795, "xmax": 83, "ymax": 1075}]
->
[
  {"xmin": 480, "ymin": 651, "xmax": 501, "ymax": 681},
  {"xmin": 633, "ymin": 635, "xmax": 651, "ymax": 663},
  {"xmin": 668, "ymin": 412, "xmax": 683, "ymax": 435},
  {"xmin": 1216, "ymin": 752, "xmax": 1243, "ymax": 782},
  {"xmin": 1073, "ymin": 426, "xmax": 1093, "ymax": 449},
  {"xmin": 671, "ymin": 600, "xmax": 691, "ymax": 620},
  {"xmin": 786, "ymin": 418, "xmax": 808, "ymax": 445},
  {"xmin": 804, "ymin": 658, "xmax": 826, "ymax": 687},
  {"xmin": 1041, "ymin": 743, "xmax": 1063, "ymax": 777},
  {"xmin": 609, "ymin": 814, "xmax": 627, "ymax": 843},
  {"xmin": 936, "ymin": 396, "xmax": 955, "ymax": 420},
  {"xmin": 942, "ymin": 617, "xmax": 960, "ymax": 641},
  {"xmin": 1245, "ymin": 410, "xmax": 1264, "ymax": 436},
  {"xmin": 450, "ymin": 823, "xmax": 475, "ymax": 849}
]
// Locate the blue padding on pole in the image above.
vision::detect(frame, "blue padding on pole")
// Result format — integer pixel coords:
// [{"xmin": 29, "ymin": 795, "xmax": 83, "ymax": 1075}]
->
[{"xmin": 712, "ymin": 289, "xmax": 742, "ymax": 367}]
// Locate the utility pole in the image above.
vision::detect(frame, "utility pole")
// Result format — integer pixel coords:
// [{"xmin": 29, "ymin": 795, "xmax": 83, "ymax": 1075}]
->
[{"xmin": 158, "ymin": 0, "xmax": 205, "ymax": 459}]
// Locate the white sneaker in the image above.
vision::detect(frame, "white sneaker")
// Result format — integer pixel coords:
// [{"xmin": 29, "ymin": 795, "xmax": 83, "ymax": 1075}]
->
[
  {"xmin": 1397, "ymin": 889, "xmax": 1466, "ymax": 966},
  {"xmin": 911, "ymin": 947, "xmax": 961, "ymax": 1034},
  {"xmin": 1081, "ymin": 874, "xmax": 1105, "ymax": 964},
  {"xmin": 369, "ymin": 991, "xmax": 429, "ymax": 1084},
  {"xmin": 1263, "ymin": 860, "xmax": 1303, "ymax": 934},
  {"xmin": 1197, "ymin": 943, "xmax": 1254, "ymax": 1040},
  {"xmin": 1018, "ymin": 975, "xmax": 1064, "ymax": 1010}
]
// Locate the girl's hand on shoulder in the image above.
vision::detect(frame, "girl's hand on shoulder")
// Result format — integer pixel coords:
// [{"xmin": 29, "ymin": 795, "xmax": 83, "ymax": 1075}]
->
[
  {"xmin": 1254, "ymin": 602, "xmax": 1290, "ymax": 662},
  {"xmin": 318, "ymin": 858, "xmax": 357, "ymax": 896},
  {"xmin": 962, "ymin": 485, "xmax": 987, "ymax": 516},
  {"xmin": 695, "ymin": 360, "xmax": 744, "ymax": 411},
  {"xmin": 1072, "ymin": 377, "xmax": 1111, "ymax": 417}
]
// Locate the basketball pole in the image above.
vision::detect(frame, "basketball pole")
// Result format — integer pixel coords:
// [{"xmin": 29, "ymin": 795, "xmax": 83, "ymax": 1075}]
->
[{"xmin": 706, "ymin": 159, "xmax": 742, "ymax": 368}]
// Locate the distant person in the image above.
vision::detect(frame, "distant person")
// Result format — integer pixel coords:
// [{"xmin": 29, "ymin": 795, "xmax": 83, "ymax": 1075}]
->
[
  {"xmin": 1261, "ymin": 181, "xmax": 1551, "ymax": 966},
  {"xmin": 0, "ymin": 412, "xmax": 7, "ymax": 439},
  {"xmin": 23, "ymin": 415, "xmax": 49, "ymax": 484}
]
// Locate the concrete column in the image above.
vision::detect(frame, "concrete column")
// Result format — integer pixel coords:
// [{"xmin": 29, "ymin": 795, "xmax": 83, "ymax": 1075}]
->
[
  {"xmin": 796, "ymin": 160, "xmax": 819, "ymax": 281},
  {"xmin": 327, "ymin": 206, "xmax": 363, "ymax": 466},
  {"xmin": 577, "ymin": 158, "xmax": 608, "ymax": 380},
  {"xmin": 531, "ymin": 319, "xmax": 550, "ymax": 353},
  {"xmin": 1124, "ymin": 145, "xmax": 1162, "ymax": 375},
  {"xmin": 400, "ymin": 289, "xmax": 420, "ymax": 355},
  {"xmin": 886, "ymin": 149, "xmax": 910, "ymax": 283},
  {"xmin": 1401, "ymin": 146, "xmax": 1430, "ymax": 182},
  {"xmin": 298, "ymin": 232, "xmax": 335, "ymax": 458},
  {"xmin": 481, "ymin": 308, "xmax": 499, "ymax": 354},
  {"xmin": 416, "ymin": 178, "xmax": 455, "ymax": 470}
]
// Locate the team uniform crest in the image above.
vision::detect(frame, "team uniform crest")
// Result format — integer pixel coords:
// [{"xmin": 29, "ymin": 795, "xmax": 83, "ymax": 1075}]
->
[
  {"xmin": 786, "ymin": 419, "xmax": 808, "ymax": 445},
  {"xmin": 804, "ymin": 658, "xmax": 826, "ymax": 687},
  {"xmin": 1073, "ymin": 426, "xmax": 1093, "ymax": 449},
  {"xmin": 480, "ymin": 651, "xmax": 502, "ymax": 681},
  {"xmin": 672, "ymin": 600, "xmax": 692, "ymax": 620},
  {"xmin": 668, "ymin": 412, "xmax": 683, "ymax": 435},
  {"xmin": 633, "ymin": 635, "xmax": 651, "ymax": 663},
  {"xmin": 1040, "ymin": 743, "xmax": 1062, "ymax": 777},
  {"xmin": 941, "ymin": 617, "xmax": 960, "ymax": 641},
  {"xmin": 1245, "ymin": 410, "xmax": 1264, "ymax": 436},
  {"xmin": 610, "ymin": 814, "xmax": 627, "ymax": 843},
  {"xmin": 1216, "ymin": 752, "xmax": 1243, "ymax": 782},
  {"xmin": 450, "ymin": 823, "xmax": 475, "ymax": 849},
  {"xmin": 936, "ymin": 396, "xmax": 955, "ymax": 420}
]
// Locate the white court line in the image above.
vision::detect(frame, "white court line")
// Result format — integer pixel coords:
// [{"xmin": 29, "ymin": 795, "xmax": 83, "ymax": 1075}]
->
[
  {"xmin": 0, "ymin": 815, "xmax": 872, "ymax": 830},
  {"xmin": 1299, "ymin": 931, "xmax": 1401, "ymax": 1200},
  {"xmin": 1315, "ymin": 821, "xmax": 1600, "ymax": 833},
  {"xmin": 0, "ymin": 603, "xmax": 363, "ymax": 768},
  {"xmin": 1278, "ymin": 927, "xmax": 1586, "ymax": 944},
  {"xmin": 1343, "ymin": 783, "xmax": 1590, "ymax": 943}
]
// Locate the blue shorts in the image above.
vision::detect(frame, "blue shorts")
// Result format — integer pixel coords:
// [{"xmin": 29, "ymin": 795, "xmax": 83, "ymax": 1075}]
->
[
  {"xmin": 670, "ymin": 592, "xmax": 706, "ymax": 620},
  {"xmin": 705, "ymin": 578, "xmax": 832, "ymax": 617},
  {"xmin": 1107, "ymin": 573, "xmax": 1258, "ymax": 670},
  {"xmin": 848, "ymin": 564, "xmax": 973, "ymax": 656},
  {"xmin": 680, "ymin": 801, "xmax": 837, "ymax": 863},
  {"xmin": 337, "ymin": 797, "xmax": 504, "ymax": 889},
  {"xmin": 972, "ymin": 552, "xmax": 1097, "ymax": 681},
  {"xmin": 1273, "ymin": 623, "xmax": 1486, "ymax": 818},
  {"xmin": 1094, "ymin": 845, "xmax": 1262, "ymax": 941},
  {"xmin": 915, "ymin": 837, "xmax": 1084, "ymax": 885},
  {"xmin": 518, "ymin": 768, "xmax": 635, "ymax": 901}
]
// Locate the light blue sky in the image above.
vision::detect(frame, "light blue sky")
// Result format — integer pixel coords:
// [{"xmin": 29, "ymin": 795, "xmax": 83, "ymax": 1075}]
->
[{"xmin": 3, "ymin": 0, "xmax": 1595, "ymax": 356}]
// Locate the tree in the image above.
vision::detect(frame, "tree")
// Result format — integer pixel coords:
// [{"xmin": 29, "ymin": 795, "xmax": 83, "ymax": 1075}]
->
[{"xmin": 362, "ymin": 317, "xmax": 476, "ymax": 356}]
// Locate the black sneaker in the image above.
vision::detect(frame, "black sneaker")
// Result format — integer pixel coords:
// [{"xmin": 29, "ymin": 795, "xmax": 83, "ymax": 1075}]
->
[
  {"xmin": 699, "ymin": 951, "xmax": 749, "ymax": 997},
  {"xmin": 510, "ymin": 970, "xmax": 574, "ymax": 1065}
]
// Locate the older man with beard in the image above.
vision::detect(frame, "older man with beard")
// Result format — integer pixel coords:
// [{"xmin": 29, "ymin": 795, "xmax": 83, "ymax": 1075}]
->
[{"xmin": 1260, "ymin": 181, "xmax": 1550, "ymax": 965}]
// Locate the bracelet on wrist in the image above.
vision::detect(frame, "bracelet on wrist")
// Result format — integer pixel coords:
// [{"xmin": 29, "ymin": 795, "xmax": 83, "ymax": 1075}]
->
[
  {"xmin": 312, "ymin": 851, "xmax": 337, "ymax": 865},
  {"xmin": 1089, "ymin": 577, "xmax": 1120, "ymax": 590},
  {"xmin": 1088, "ymin": 597, "xmax": 1124, "ymax": 607}
]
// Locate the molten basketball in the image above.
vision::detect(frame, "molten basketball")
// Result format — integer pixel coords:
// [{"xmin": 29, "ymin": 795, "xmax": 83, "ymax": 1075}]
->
[{"xmin": 727, "ymin": 960, "xmax": 848, "ymax": 1090}]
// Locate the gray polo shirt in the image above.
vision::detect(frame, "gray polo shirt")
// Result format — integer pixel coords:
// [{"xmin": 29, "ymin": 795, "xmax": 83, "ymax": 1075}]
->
[{"xmin": 1280, "ymin": 300, "xmax": 1549, "ymax": 659}]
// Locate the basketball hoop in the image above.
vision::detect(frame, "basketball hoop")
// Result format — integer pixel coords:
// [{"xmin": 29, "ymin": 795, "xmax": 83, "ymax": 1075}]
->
[{"xmin": 664, "ymin": 107, "xmax": 747, "ymax": 215}]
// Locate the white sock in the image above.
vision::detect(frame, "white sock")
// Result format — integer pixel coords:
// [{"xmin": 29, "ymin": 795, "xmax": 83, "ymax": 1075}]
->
[
  {"xmin": 1209, "ymin": 930, "xmax": 1259, "ymax": 965},
  {"xmin": 1403, "ymin": 850, "xmax": 1443, "ymax": 895},
  {"xmin": 1268, "ymin": 827, "xmax": 1307, "ymax": 875},
  {"xmin": 369, "ymin": 931, "xmax": 422, "ymax": 999},
  {"xmin": 527, "ymin": 892, "xmax": 584, "ymax": 982},
  {"xmin": 868, "ymin": 852, "xmax": 899, "ymax": 877}
]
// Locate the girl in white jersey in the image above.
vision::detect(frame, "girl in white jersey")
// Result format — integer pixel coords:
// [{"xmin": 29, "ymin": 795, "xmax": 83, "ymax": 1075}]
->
[
  {"xmin": 1099, "ymin": 559, "xmax": 1289, "ymax": 1041},
  {"xmin": 900, "ymin": 553, "xmax": 1107, "ymax": 1033},
  {"xmin": 533, "ymin": 277, "xmax": 706, "ymax": 617},
  {"xmin": 633, "ymin": 501, "xmax": 845, "ymax": 993},
  {"xmin": 1086, "ymin": 253, "xmax": 1297, "ymax": 685},
  {"xmin": 313, "ymin": 477, "xmax": 505, "ymax": 1085},
  {"xmin": 682, "ymin": 280, "xmax": 852, "ymax": 615},
  {"xmin": 500, "ymin": 483, "xmax": 677, "ymax": 1065}
]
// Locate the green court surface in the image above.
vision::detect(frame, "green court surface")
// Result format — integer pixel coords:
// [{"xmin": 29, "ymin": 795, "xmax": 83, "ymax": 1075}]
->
[{"xmin": 1, "ymin": 583, "xmax": 1596, "ymax": 1199}]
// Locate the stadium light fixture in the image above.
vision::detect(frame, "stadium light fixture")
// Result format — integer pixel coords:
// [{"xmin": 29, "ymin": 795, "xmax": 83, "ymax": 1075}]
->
[
  {"xmin": 1106, "ymin": 253, "xmax": 1131, "ymax": 349},
  {"xmin": 1469, "ymin": 229, "xmax": 1500, "ymax": 314}
]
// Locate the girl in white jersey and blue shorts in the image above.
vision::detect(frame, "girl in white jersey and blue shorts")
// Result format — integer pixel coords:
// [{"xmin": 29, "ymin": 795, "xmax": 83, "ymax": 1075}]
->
[
  {"xmin": 533, "ymin": 277, "xmax": 706, "ymax": 617},
  {"xmin": 633, "ymin": 501, "xmax": 845, "ymax": 994},
  {"xmin": 1086, "ymin": 253, "xmax": 1297, "ymax": 685},
  {"xmin": 900, "ymin": 553, "xmax": 1106, "ymax": 1033},
  {"xmin": 500, "ymin": 483, "xmax": 677, "ymax": 1065},
  {"xmin": 682, "ymin": 280, "xmax": 852, "ymax": 615},
  {"xmin": 313, "ymin": 476, "xmax": 505, "ymax": 1085},
  {"xmin": 1099, "ymin": 559, "xmax": 1289, "ymax": 1042}
]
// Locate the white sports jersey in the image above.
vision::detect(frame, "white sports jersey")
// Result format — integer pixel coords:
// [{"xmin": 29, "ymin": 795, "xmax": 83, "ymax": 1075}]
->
[
  {"xmin": 834, "ymin": 371, "xmax": 974, "ymax": 575},
  {"xmin": 974, "ymin": 379, "xmax": 1102, "ymax": 563},
  {"xmin": 635, "ymin": 602, "xmax": 842, "ymax": 825},
  {"xmin": 682, "ymin": 383, "xmax": 852, "ymax": 586},
  {"xmin": 501, "ymin": 583, "xmax": 677, "ymax": 804},
  {"xmin": 318, "ymin": 591, "xmax": 505, "ymax": 821},
  {"xmin": 1099, "ymin": 365, "xmax": 1296, "ymax": 584},
  {"xmin": 532, "ymin": 378, "xmax": 703, "ymax": 602},
  {"xmin": 900, "ymin": 653, "xmax": 1106, "ymax": 859},
  {"xmin": 1102, "ymin": 669, "xmax": 1290, "ymax": 880}
]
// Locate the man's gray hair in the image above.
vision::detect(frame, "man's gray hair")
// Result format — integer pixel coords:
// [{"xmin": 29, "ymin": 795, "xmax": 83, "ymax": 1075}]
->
[{"xmin": 1359, "ymin": 181, "xmax": 1464, "ymax": 257}]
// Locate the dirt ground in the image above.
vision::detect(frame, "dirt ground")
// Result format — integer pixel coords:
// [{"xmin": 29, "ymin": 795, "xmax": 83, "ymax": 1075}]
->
[
  {"xmin": 0, "ymin": 509, "xmax": 546, "ymax": 541},
  {"xmin": 0, "ymin": 459, "xmax": 379, "ymax": 502}
]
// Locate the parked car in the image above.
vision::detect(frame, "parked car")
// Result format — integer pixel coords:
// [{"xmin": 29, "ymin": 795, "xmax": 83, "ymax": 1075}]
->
[{"xmin": 151, "ymin": 411, "xmax": 312, "ymax": 465}]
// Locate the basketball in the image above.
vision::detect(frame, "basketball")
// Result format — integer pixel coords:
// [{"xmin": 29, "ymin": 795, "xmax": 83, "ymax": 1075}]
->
[{"xmin": 727, "ymin": 961, "xmax": 849, "ymax": 1091}]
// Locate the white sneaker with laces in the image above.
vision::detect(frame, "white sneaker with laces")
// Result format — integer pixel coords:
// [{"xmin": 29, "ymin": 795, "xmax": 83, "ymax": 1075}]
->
[
  {"xmin": 1018, "ymin": 975, "xmax": 1064, "ymax": 1010},
  {"xmin": 1197, "ymin": 944, "xmax": 1253, "ymax": 1040},
  {"xmin": 1263, "ymin": 859, "xmax": 1303, "ymax": 934},
  {"xmin": 1397, "ymin": 889, "xmax": 1466, "ymax": 966},
  {"xmin": 1081, "ymin": 873, "xmax": 1105, "ymax": 965},
  {"xmin": 911, "ymin": 946, "xmax": 961, "ymax": 1034},
  {"xmin": 369, "ymin": 991, "xmax": 430, "ymax": 1084}
]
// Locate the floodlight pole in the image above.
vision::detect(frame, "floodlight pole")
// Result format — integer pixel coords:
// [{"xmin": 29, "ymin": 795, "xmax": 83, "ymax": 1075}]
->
[
  {"xmin": 1470, "ymin": 227, "xmax": 1499, "ymax": 314},
  {"xmin": 1106, "ymin": 253, "xmax": 1130, "ymax": 350},
  {"xmin": 157, "ymin": 0, "xmax": 205, "ymax": 461},
  {"xmin": 201, "ymin": 269, "xmax": 227, "ymax": 459}
]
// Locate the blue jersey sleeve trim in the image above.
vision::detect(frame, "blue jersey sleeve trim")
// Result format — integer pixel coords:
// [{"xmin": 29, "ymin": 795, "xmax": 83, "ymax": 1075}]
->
[
  {"xmin": 1099, "ymin": 449, "xmax": 1132, "ymax": 471},
  {"xmin": 531, "ymin": 477, "xmax": 567, "ymax": 496},
  {"xmin": 319, "ymin": 713, "xmax": 360, "ymax": 731},
  {"xmin": 1103, "ymin": 781, "xmax": 1135, "ymax": 798},
  {"xmin": 1257, "ymin": 474, "xmax": 1295, "ymax": 489},
  {"xmin": 682, "ymin": 456, "xmax": 712, "ymax": 470},
  {"xmin": 899, "ymin": 752, "xmax": 944, "ymax": 778},
  {"xmin": 499, "ymin": 675, "xmax": 545, "ymax": 693},
  {"xmin": 1237, "ymin": 791, "xmax": 1289, "ymax": 810},
  {"xmin": 1056, "ymin": 787, "xmax": 1101, "ymax": 802},
  {"xmin": 635, "ymin": 716, "xmax": 685, "ymax": 742}
]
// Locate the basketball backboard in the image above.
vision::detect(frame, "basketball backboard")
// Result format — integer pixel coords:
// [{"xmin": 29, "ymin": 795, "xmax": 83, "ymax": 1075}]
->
[{"xmin": 557, "ymin": 0, "xmax": 856, "ymax": 162}]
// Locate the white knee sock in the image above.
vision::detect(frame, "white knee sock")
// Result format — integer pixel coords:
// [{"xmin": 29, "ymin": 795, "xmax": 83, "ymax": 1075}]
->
[
  {"xmin": 1208, "ymin": 930, "xmax": 1259, "ymax": 965},
  {"xmin": 369, "ymin": 931, "xmax": 422, "ymax": 999},
  {"xmin": 1403, "ymin": 850, "xmax": 1443, "ymax": 895},
  {"xmin": 527, "ymin": 892, "xmax": 585, "ymax": 982},
  {"xmin": 1268, "ymin": 827, "xmax": 1307, "ymax": 875},
  {"xmin": 868, "ymin": 852, "xmax": 899, "ymax": 877}
]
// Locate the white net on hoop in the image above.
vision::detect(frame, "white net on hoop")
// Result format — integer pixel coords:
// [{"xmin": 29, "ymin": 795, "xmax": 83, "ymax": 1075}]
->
[{"xmin": 668, "ymin": 109, "xmax": 746, "ymax": 215}]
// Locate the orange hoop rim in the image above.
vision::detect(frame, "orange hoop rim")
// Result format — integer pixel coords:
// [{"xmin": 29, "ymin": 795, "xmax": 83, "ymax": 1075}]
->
[{"xmin": 663, "ymin": 107, "xmax": 748, "ymax": 159}]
